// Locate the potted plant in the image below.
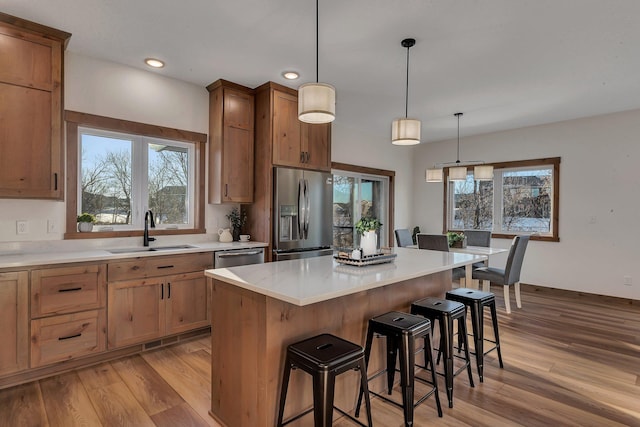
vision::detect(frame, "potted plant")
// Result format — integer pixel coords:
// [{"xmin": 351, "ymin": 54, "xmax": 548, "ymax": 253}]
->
[
  {"xmin": 77, "ymin": 213, "xmax": 96, "ymax": 232},
  {"xmin": 447, "ymin": 231, "xmax": 466, "ymax": 248},
  {"xmin": 226, "ymin": 207, "xmax": 247, "ymax": 241},
  {"xmin": 355, "ymin": 217, "xmax": 382, "ymax": 256}
]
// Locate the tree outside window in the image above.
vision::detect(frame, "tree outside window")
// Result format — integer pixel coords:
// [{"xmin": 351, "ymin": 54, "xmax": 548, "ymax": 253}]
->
[
  {"xmin": 79, "ymin": 128, "xmax": 193, "ymax": 230},
  {"xmin": 446, "ymin": 158, "xmax": 559, "ymax": 240}
]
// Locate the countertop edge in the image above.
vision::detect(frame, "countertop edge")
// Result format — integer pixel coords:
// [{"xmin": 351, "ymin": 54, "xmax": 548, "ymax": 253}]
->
[{"xmin": 0, "ymin": 242, "xmax": 268, "ymax": 270}]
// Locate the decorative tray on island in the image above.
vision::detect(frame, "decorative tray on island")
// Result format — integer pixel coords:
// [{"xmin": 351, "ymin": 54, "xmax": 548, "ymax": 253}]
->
[{"xmin": 333, "ymin": 251, "xmax": 397, "ymax": 267}]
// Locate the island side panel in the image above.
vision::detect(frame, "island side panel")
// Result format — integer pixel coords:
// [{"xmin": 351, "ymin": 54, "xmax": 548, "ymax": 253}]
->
[
  {"xmin": 210, "ymin": 278, "xmax": 268, "ymax": 427},
  {"xmin": 210, "ymin": 270, "xmax": 449, "ymax": 427}
]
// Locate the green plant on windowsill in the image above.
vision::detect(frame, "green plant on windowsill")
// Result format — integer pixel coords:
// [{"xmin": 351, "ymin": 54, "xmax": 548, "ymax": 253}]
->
[
  {"xmin": 447, "ymin": 231, "xmax": 465, "ymax": 248},
  {"xmin": 77, "ymin": 213, "xmax": 96, "ymax": 233},
  {"xmin": 355, "ymin": 217, "xmax": 382, "ymax": 235},
  {"xmin": 77, "ymin": 213, "xmax": 96, "ymax": 223}
]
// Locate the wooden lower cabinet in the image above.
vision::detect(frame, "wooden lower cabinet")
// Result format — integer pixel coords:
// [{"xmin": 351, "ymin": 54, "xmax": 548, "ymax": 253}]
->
[
  {"xmin": 30, "ymin": 309, "xmax": 106, "ymax": 367},
  {"xmin": 0, "ymin": 271, "xmax": 29, "ymax": 376},
  {"xmin": 165, "ymin": 273, "xmax": 209, "ymax": 335},
  {"xmin": 108, "ymin": 271, "xmax": 209, "ymax": 349}
]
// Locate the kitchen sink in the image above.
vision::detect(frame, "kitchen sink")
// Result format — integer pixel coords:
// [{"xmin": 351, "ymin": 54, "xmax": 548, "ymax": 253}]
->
[
  {"xmin": 152, "ymin": 244, "xmax": 196, "ymax": 251},
  {"xmin": 107, "ymin": 244, "xmax": 196, "ymax": 254}
]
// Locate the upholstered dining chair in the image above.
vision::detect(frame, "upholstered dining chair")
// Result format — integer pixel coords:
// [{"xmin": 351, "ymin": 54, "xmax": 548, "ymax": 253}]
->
[
  {"xmin": 464, "ymin": 230, "xmax": 491, "ymax": 247},
  {"xmin": 464, "ymin": 229, "xmax": 492, "ymax": 274},
  {"xmin": 417, "ymin": 234, "xmax": 450, "ymax": 251},
  {"xmin": 395, "ymin": 228, "xmax": 414, "ymax": 247},
  {"xmin": 472, "ymin": 235, "xmax": 530, "ymax": 313},
  {"xmin": 417, "ymin": 234, "xmax": 465, "ymax": 283}
]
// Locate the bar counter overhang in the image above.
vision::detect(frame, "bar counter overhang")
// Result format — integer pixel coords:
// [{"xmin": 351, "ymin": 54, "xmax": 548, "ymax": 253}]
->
[{"xmin": 205, "ymin": 247, "xmax": 483, "ymax": 426}]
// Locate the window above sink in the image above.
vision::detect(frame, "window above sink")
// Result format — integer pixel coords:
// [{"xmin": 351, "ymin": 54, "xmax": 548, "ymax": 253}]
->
[{"xmin": 64, "ymin": 111, "xmax": 207, "ymax": 240}]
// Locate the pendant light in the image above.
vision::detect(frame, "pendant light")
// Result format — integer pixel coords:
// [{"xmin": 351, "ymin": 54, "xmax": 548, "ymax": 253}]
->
[
  {"xmin": 392, "ymin": 38, "xmax": 421, "ymax": 145},
  {"xmin": 448, "ymin": 113, "xmax": 468, "ymax": 181},
  {"xmin": 425, "ymin": 112, "xmax": 493, "ymax": 182},
  {"xmin": 298, "ymin": 0, "xmax": 336, "ymax": 124}
]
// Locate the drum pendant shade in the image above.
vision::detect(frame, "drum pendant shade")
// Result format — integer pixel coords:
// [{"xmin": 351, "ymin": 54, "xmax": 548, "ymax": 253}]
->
[
  {"xmin": 298, "ymin": 83, "xmax": 336, "ymax": 124},
  {"xmin": 298, "ymin": 0, "xmax": 336, "ymax": 124}
]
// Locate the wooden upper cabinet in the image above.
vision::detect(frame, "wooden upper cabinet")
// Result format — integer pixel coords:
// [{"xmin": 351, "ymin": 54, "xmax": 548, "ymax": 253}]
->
[
  {"xmin": 272, "ymin": 90, "xmax": 302, "ymax": 167},
  {"xmin": 207, "ymin": 79, "xmax": 255, "ymax": 204},
  {"xmin": 0, "ymin": 13, "xmax": 70, "ymax": 199},
  {"xmin": 301, "ymin": 121, "xmax": 331, "ymax": 171},
  {"xmin": 271, "ymin": 86, "xmax": 331, "ymax": 171}
]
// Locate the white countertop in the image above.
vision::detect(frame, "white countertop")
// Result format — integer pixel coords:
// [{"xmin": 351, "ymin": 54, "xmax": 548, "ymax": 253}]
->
[
  {"xmin": 0, "ymin": 241, "xmax": 267, "ymax": 269},
  {"xmin": 205, "ymin": 247, "xmax": 485, "ymax": 306}
]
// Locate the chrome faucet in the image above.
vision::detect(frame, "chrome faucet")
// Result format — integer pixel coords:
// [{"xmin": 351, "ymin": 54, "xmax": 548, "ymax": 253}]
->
[{"xmin": 143, "ymin": 210, "xmax": 156, "ymax": 246}]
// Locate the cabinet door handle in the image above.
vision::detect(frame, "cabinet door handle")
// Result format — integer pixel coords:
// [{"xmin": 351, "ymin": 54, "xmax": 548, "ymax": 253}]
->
[
  {"xmin": 305, "ymin": 152, "xmax": 310, "ymax": 163},
  {"xmin": 54, "ymin": 173, "xmax": 58, "ymax": 191},
  {"xmin": 161, "ymin": 283, "xmax": 164, "ymax": 300},
  {"xmin": 58, "ymin": 287, "xmax": 82, "ymax": 293},
  {"xmin": 225, "ymin": 183, "xmax": 228, "ymax": 197},
  {"xmin": 168, "ymin": 282, "xmax": 171, "ymax": 299},
  {"xmin": 157, "ymin": 265, "xmax": 174, "ymax": 269},
  {"xmin": 58, "ymin": 333, "xmax": 82, "ymax": 341},
  {"xmin": 300, "ymin": 152, "xmax": 305, "ymax": 163}
]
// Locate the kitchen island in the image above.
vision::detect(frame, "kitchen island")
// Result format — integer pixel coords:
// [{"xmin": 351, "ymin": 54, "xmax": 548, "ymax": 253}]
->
[{"xmin": 205, "ymin": 247, "xmax": 484, "ymax": 427}]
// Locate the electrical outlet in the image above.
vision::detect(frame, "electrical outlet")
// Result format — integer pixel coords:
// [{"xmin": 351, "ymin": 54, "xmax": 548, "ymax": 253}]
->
[
  {"xmin": 623, "ymin": 276, "xmax": 632, "ymax": 286},
  {"xmin": 16, "ymin": 220, "xmax": 28, "ymax": 235}
]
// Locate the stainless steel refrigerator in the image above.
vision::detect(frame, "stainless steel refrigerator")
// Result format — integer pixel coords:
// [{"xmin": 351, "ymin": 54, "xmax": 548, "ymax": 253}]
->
[{"xmin": 272, "ymin": 167, "xmax": 333, "ymax": 261}]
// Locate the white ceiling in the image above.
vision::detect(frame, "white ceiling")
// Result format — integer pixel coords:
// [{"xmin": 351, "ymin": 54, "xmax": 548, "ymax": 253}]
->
[{"xmin": 3, "ymin": 0, "xmax": 640, "ymax": 143}]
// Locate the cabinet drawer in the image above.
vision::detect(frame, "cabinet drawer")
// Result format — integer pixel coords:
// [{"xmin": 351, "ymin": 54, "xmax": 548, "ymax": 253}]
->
[
  {"xmin": 108, "ymin": 252, "xmax": 213, "ymax": 282},
  {"xmin": 31, "ymin": 264, "xmax": 106, "ymax": 318},
  {"xmin": 31, "ymin": 309, "xmax": 106, "ymax": 368}
]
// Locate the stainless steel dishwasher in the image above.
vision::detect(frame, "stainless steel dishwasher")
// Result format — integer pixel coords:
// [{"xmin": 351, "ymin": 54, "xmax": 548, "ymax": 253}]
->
[{"xmin": 214, "ymin": 247, "xmax": 264, "ymax": 268}]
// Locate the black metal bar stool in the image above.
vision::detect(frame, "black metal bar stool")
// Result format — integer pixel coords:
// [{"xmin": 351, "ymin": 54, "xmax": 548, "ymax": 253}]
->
[
  {"xmin": 446, "ymin": 287, "xmax": 504, "ymax": 382},
  {"xmin": 410, "ymin": 297, "xmax": 474, "ymax": 408},
  {"xmin": 355, "ymin": 311, "xmax": 442, "ymax": 427},
  {"xmin": 277, "ymin": 333, "xmax": 373, "ymax": 427}
]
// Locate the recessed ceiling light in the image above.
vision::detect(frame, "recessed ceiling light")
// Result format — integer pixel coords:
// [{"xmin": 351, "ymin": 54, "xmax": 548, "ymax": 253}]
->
[
  {"xmin": 145, "ymin": 58, "xmax": 165, "ymax": 68},
  {"xmin": 282, "ymin": 71, "xmax": 299, "ymax": 80}
]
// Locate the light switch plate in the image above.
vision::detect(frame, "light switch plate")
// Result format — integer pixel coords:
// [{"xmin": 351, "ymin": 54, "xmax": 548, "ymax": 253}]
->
[{"xmin": 16, "ymin": 220, "xmax": 28, "ymax": 234}]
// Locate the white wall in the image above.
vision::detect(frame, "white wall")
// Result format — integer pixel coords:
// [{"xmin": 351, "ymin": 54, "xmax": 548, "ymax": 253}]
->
[
  {"xmin": 0, "ymin": 52, "xmax": 231, "ymax": 244},
  {"xmin": 412, "ymin": 109, "xmax": 640, "ymax": 300}
]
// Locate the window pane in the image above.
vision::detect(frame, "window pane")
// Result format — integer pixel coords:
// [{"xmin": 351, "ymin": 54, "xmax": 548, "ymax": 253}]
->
[
  {"xmin": 332, "ymin": 175, "xmax": 355, "ymax": 248},
  {"xmin": 148, "ymin": 143, "xmax": 189, "ymax": 225},
  {"xmin": 332, "ymin": 173, "xmax": 388, "ymax": 249},
  {"xmin": 451, "ymin": 174, "xmax": 493, "ymax": 230},
  {"xmin": 502, "ymin": 168, "xmax": 552, "ymax": 233},
  {"xmin": 80, "ymin": 134, "xmax": 132, "ymax": 225}
]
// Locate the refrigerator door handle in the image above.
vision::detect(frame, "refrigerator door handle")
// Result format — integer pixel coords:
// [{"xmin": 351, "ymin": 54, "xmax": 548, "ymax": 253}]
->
[
  {"xmin": 304, "ymin": 179, "xmax": 310, "ymax": 239},
  {"xmin": 297, "ymin": 179, "xmax": 305, "ymax": 239}
]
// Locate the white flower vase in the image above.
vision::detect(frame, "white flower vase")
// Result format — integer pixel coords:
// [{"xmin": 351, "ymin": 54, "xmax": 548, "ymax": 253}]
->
[{"xmin": 360, "ymin": 230, "xmax": 378, "ymax": 256}]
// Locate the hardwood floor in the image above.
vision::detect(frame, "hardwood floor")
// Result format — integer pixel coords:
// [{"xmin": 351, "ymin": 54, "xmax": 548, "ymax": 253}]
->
[{"xmin": 0, "ymin": 285, "xmax": 638, "ymax": 427}]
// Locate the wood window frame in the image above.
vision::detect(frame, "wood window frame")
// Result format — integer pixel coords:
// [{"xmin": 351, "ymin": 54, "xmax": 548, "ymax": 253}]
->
[
  {"xmin": 442, "ymin": 157, "xmax": 560, "ymax": 242},
  {"xmin": 331, "ymin": 162, "xmax": 395, "ymax": 247},
  {"xmin": 64, "ymin": 111, "xmax": 207, "ymax": 239}
]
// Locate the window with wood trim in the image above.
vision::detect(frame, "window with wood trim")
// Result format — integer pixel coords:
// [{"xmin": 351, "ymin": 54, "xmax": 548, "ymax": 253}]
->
[
  {"xmin": 444, "ymin": 157, "xmax": 560, "ymax": 242},
  {"xmin": 65, "ymin": 111, "xmax": 207, "ymax": 239},
  {"xmin": 331, "ymin": 162, "xmax": 395, "ymax": 248}
]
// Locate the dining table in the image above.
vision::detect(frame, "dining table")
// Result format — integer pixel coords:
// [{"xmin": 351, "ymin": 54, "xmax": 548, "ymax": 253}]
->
[{"xmin": 408, "ymin": 244, "xmax": 508, "ymax": 287}]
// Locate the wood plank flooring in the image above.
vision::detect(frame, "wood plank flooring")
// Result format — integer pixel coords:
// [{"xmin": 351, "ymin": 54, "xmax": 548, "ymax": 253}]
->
[{"xmin": 0, "ymin": 284, "xmax": 638, "ymax": 427}]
